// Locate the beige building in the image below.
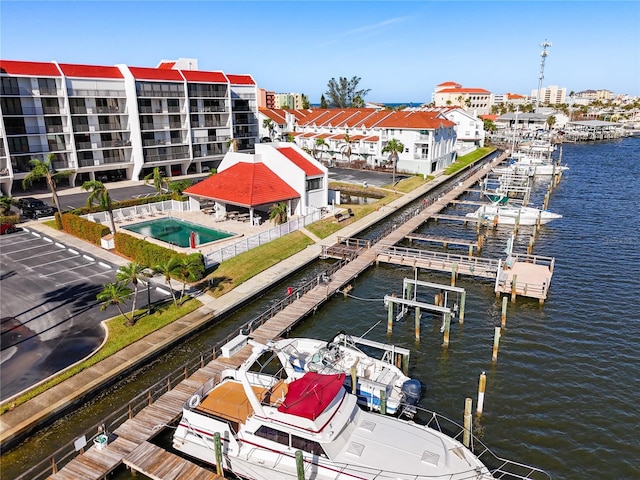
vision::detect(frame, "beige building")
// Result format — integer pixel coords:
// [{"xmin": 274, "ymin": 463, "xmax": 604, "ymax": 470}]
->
[
  {"xmin": 530, "ymin": 85, "xmax": 567, "ymax": 105},
  {"xmin": 432, "ymin": 81, "xmax": 491, "ymax": 115}
]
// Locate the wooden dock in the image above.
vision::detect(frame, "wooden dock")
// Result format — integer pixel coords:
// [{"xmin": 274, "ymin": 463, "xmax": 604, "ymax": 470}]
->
[
  {"xmin": 48, "ymin": 153, "xmax": 553, "ymax": 479},
  {"xmin": 431, "ymin": 213, "xmax": 482, "ymax": 223},
  {"xmin": 405, "ymin": 233, "xmax": 481, "ymax": 255}
]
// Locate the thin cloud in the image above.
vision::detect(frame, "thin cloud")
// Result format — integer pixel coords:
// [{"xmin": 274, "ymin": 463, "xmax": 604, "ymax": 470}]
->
[{"xmin": 318, "ymin": 16, "xmax": 408, "ymax": 47}]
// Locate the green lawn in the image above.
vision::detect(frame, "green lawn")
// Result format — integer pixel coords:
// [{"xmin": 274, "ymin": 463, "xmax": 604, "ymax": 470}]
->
[{"xmin": 443, "ymin": 147, "xmax": 496, "ymax": 175}]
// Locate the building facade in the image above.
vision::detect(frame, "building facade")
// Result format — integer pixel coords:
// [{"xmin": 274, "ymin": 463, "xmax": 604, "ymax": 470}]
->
[
  {"xmin": 432, "ymin": 81, "xmax": 492, "ymax": 115},
  {"xmin": 530, "ymin": 85, "xmax": 566, "ymax": 105},
  {"xmin": 0, "ymin": 59, "xmax": 259, "ymax": 195}
]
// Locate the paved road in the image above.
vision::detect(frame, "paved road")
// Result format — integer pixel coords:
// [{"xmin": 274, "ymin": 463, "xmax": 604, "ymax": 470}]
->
[{"xmin": 0, "ymin": 228, "xmax": 168, "ymax": 401}]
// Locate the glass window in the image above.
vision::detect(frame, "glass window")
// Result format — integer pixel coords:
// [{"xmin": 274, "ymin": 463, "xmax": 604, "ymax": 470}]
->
[
  {"xmin": 254, "ymin": 426, "xmax": 289, "ymax": 446},
  {"xmin": 291, "ymin": 435, "xmax": 325, "ymax": 457}
]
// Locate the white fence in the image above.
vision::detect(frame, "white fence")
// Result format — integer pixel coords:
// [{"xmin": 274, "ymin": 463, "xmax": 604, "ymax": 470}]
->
[
  {"xmin": 203, "ymin": 210, "xmax": 322, "ymax": 267},
  {"xmin": 85, "ymin": 200, "xmax": 190, "ymax": 224}
]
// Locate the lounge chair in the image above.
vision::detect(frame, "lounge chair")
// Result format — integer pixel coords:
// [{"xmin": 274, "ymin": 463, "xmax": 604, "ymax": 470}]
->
[{"xmin": 113, "ymin": 211, "xmax": 125, "ymax": 223}]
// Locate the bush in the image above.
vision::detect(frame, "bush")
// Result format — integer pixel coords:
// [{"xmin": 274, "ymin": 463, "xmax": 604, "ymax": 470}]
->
[
  {"xmin": 0, "ymin": 213, "xmax": 20, "ymax": 225},
  {"xmin": 113, "ymin": 232, "xmax": 205, "ymax": 281},
  {"xmin": 60, "ymin": 213, "xmax": 110, "ymax": 245}
]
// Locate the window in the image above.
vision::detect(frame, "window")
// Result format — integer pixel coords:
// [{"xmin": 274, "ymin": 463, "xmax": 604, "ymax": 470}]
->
[
  {"xmin": 254, "ymin": 426, "xmax": 289, "ymax": 446},
  {"xmin": 291, "ymin": 435, "xmax": 325, "ymax": 457},
  {"xmin": 1, "ymin": 77, "xmax": 19, "ymax": 95},
  {"xmin": 306, "ymin": 178, "xmax": 323, "ymax": 191},
  {"xmin": 1, "ymin": 97, "xmax": 22, "ymax": 115}
]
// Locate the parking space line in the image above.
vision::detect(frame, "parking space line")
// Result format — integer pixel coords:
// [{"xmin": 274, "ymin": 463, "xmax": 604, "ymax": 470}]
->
[
  {"xmin": 34, "ymin": 256, "xmax": 84, "ymax": 268},
  {"xmin": 57, "ymin": 270, "xmax": 115, "ymax": 286},
  {"xmin": 0, "ymin": 243, "xmax": 56, "ymax": 255},
  {"xmin": 18, "ymin": 249, "xmax": 68, "ymax": 261},
  {"xmin": 55, "ymin": 242, "xmax": 66, "ymax": 248},
  {"xmin": 31, "ymin": 232, "xmax": 41, "ymax": 237},
  {"xmin": 82, "ymin": 255, "xmax": 95, "ymax": 262},
  {"xmin": 98, "ymin": 262, "xmax": 111, "ymax": 269},
  {"xmin": 40, "ymin": 262, "xmax": 94, "ymax": 277},
  {"xmin": 68, "ymin": 249, "xmax": 79, "ymax": 255},
  {"xmin": 43, "ymin": 237, "xmax": 53, "ymax": 243}
]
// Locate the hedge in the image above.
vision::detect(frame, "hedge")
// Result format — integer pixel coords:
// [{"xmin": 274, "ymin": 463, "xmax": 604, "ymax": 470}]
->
[
  {"xmin": 113, "ymin": 232, "xmax": 205, "ymax": 281},
  {"xmin": 69, "ymin": 194, "xmax": 186, "ymax": 216},
  {"xmin": 61, "ymin": 212, "xmax": 110, "ymax": 245}
]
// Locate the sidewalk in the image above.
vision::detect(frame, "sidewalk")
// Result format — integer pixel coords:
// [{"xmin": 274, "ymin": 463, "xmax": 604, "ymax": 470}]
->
[{"xmin": 0, "ymin": 172, "xmax": 452, "ymax": 447}]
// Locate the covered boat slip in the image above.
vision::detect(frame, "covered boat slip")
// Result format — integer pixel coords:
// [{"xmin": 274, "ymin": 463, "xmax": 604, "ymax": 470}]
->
[{"xmin": 195, "ymin": 380, "xmax": 289, "ymax": 424}]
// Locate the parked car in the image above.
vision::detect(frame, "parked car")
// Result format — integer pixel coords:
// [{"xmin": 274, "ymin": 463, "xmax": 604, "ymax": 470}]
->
[
  {"xmin": 17, "ymin": 197, "xmax": 57, "ymax": 219},
  {"xmin": 0, "ymin": 223, "xmax": 19, "ymax": 235}
]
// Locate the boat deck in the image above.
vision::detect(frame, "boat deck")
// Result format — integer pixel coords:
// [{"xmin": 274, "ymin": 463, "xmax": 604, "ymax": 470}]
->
[{"xmin": 195, "ymin": 380, "xmax": 288, "ymax": 424}]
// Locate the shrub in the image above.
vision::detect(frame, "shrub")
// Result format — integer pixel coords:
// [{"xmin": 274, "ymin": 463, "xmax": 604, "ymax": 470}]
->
[
  {"xmin": 69, "ymin": 194, "xmax": 182, "ymax": 216},
  {"xmin": 0, "ymin": 213, "xmax": 20, "ymax": 225},
  {"xmin": 60, "ymin": 213, "xmax": 110, "ymax": 245},
  {"xmin": 113, "ymin": 232, "xmax": 204, "ymax": 281}
]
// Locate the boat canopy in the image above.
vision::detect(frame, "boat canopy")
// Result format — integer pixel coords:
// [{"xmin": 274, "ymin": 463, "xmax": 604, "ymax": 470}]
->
[{"xmin": 278, "ymin": 372, "xmax": 345, "ymax": 420}]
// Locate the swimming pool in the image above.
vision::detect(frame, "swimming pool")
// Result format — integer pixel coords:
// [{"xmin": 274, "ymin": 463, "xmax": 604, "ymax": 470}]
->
[{"xmin": 123, "ymin": 218, "xmax": 234, "ymax": 248}]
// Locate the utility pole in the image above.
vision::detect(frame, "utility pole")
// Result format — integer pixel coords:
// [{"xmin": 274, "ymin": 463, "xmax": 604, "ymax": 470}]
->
[{"xmin": 535, "ymin": 40, "xmax": 552, "ymax": 113}]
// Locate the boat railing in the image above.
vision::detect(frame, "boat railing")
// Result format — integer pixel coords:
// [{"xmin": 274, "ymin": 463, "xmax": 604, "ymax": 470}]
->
[{"xmin": 409, "ymin": 404, "xmax": 551, "ymax": 480}]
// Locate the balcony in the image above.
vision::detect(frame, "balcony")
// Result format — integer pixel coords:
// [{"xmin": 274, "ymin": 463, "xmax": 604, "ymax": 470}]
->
[
  {"xmin": 96, "ymin": 106, "xmax": 121, "ymax": 114},
  {"xmin": 193, "ymin": 135, "xmax": 230, "ymax": 144},
  {"xmin": 70, "ymin": 107, "xmax": 88, "ymax": 114},
  {"xmin": 45, "ymin": 125, "xmax": 65, "ymax": 133},
  {"xmin": 97, "ymin": 123, "xmax": 124, "ymax": 131},
  {"xmin": 68, "ymin": 89, "xmax": 126, "ymax": 97},
  {"xmin": 73, "ymin": 124, "xmax": 91, "ymax": 132}
]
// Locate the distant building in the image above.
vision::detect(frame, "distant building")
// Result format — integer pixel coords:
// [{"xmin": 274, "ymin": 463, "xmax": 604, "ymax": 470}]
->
[
  {"xmin": 0, "ymin": 58, "xmax": 259, "ymax": 195},
  {"xmin": 492, "ymin": 93, "xmax": 530, "ymax": 108},
  {"xmin": 530, "ymin": 85, "xmax": 566, "ymax": 105},
  {"xmin": 432, "ymin": 81, "xmax": 491, "ymax": 115},
  {"xmin": 258, "ymin": 88, "xmax": 276, "ymax": 109},
  {"xmin": 575, "ymin": 89, "xmax": 614, "ymax": 101},
  {"xmin": 274, "ymin": 93, "xmax": 304, "ymax": 110}
]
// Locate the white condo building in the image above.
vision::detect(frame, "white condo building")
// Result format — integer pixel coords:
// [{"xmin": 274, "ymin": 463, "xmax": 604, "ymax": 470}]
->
[{"xmin": 0, "ymin": 59, "xmax": 259, "ymax": 196}]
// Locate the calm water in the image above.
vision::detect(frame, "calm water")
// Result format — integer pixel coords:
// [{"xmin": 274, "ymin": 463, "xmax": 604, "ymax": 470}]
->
[
  {"xmin": 123, "ymin": 217, "xmax": 233, "ymax": 247},
  {"xmin": 4, "ymin": 139, "xmax": 639, "ymax": 479}
]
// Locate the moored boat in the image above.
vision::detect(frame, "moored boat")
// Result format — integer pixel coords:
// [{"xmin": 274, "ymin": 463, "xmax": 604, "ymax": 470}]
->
[
  {"xmin": 271, "ymin": 332, "xmax": 422, "ymax": 416},
  {"xmin": 466, "ymin": 202, "xmax": 562, "ymax": 225},
  {"xmin": 172, "ymin": 341, "xmax": 550, "ymax": 480}
]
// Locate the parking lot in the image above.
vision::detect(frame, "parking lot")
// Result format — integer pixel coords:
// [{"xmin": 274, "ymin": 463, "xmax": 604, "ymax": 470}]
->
[{"xmin": 0, "ymin": 227, "xmax": 166, "ymax": 401}]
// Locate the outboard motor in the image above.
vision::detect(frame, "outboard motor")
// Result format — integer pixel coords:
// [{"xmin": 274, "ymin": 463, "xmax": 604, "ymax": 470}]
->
[
  {"xmin": 401, "ymin": 379, "xmax": 422, "ymax": 406},
  {"xmin": 399, "ymin": 379, "xmax": 422, "ymax": 418}
]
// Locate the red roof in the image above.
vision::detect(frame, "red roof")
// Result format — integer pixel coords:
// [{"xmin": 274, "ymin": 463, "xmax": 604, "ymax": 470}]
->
[
  {"xmin": 259, "ymin": 108, "xmax": 288, "ymax": 125},
  {"xmin": 0, "ymin": 60, "xmax": 60, "ymax": 77},
  {"xmin": 57, "ymin": 63, "xmax": 123, "ymax": 79},
  {"xmin": 438, "ymin": 87, "xmax": 491, "ymax": 94},
  {"xmin": 181, "ymin": 70, "xmax": 228, "ymax": 84},
  {"xmin": 363, "ymin": 136, "xmax": 379, "ymax": 142},
  {"xmin": 377, "ymin": 111, "xmax": 455, "ymax": 129},
  {"xmin": 437, "ymin": 81, "xmax": 461, "ymax": 87},
  {"xmin": 184, "ymin": 162, "xmax": 298, "ymax": 206},
  {"xmin": 278, "ymin": 373, "xmax": 345, "ymax": 420},
  {"xmin": 226, "ymin": 74, "xmax": 255, "ymax": 85},
  {"xmin": 277, "ymin": 147, "xmax": 324, "ymax": 176},
  {"xmin": 129, "ymin": 66, "xmax": 184, "ymax": 81},
  {"xmin": 157, "ymin": 61, "xmax": 176, "ymax": 69}
]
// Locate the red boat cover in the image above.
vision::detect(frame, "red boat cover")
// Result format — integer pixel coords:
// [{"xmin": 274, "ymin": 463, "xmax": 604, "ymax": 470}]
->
[{"xmin": 278, "ymin": 372, "xmax": 345, "ymax": 420}]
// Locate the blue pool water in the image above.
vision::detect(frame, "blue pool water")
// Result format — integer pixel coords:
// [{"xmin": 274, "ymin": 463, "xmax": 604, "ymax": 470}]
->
[{"xmin": 123, "ymin": 217, "xmax": 233, "ymax": 247}]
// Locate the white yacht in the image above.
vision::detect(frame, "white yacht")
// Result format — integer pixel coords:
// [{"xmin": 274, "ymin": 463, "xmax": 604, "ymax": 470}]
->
[
  {"xmin": 270, "ymin": 332, "xmax": 422, "ymax": 416},
  {"xmin": 172, "ymin": 341, "xmax": 549, "ymax": 480},
  {"xmin": 466, "ymin": 202, "xmax": 562, "ymax": 225}
]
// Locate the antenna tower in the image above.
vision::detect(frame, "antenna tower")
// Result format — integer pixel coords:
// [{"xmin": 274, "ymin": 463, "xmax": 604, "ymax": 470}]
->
[{"xmin": 535, "ymin": 40, "xmax": 552, "ymax": 113}]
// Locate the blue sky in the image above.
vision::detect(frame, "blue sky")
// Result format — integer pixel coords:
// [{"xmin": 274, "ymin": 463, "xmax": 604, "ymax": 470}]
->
[{"xmin": 2, "ymin": 1, "xmax": 638, "ymax": 103}]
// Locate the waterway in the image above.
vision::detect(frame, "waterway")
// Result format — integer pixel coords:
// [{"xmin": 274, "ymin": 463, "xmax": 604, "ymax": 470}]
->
[{"xmin": 3, "ymin": 138, "xmax": 640, "ymax": 479}]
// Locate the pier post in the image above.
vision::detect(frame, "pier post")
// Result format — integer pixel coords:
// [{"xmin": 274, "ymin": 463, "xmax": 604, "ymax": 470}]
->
[
  {"xmin": 295, "ymin": 450, "xmax": 305, "ymax": 480},
  {"xmin": 491, "ymin": 326, "xmax": 501, "ymax": 363},
  {"xmin": 501, "ymin": 296, "xmax": 508, "ymax": 327},
  {"xmin": 406, "ymin": 282, "xmax": 413, "ymax": 301},
  {"xmin": 451, "ymin": 262, "xmax": 458, "ymax": 287},
  {"xmin": 380, "ymin": 389, "xmax": 387, "ymax": 415},
  {"xmin": 477, "ymin": 234, "xmax": 484, "ymax": 253},
  {"xmin": 351, "ymin": 358, "xmax": 359, "ymax": 395},
  {"xmin": 414, "ymin": 307, "xmax": 421, "ymax": 341},
  {"xmin": 214, "ymin": 432, "xmax": 223, "ymax": 476},
  {"xmin": 402, "ymin": 353, "xmax": 409, "ymax": 376},
  {"xmin": 387, "ymin": 299, "xmax": 394, "ymax": 334},
  {"xmin": 513, "ymin": 210, "xmax": 521, "ymax": 236},
  {"xmin": 463, "ymin": 397, "xmax": 472, "ymax": 448},
  {"xmin": 459, "ymin": 291, "xmax": 466, "ymax": 323},
  {"xmin": 527, "ymin": 235, "xmax": 535, "ymax": 255},
  {"xmin": 477, "ymin": 372, "xmax": 487, "ymax": 415},
  {"xmin": 511, "ymin": 274, "xmax": 518, "ymax": 302},
  {"xmin": 442, "ymin": 312, "xmax": 451, "ymax": 347}
]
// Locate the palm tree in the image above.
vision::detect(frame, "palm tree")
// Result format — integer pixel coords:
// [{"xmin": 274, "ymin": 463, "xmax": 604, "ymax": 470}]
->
[
  {"xmin": 0, "ymin": 196, "xmax": 17, "ymax": 215},
  {"xmin": 176, "ymin": 256, "xmax": 203, "ymax": 302},
  {"xmin": 97, "ymin": 282, "xmax": 132, "ymax": 325},
  {"xmin": 313, "ymin": 138, "xmax": 327, "ymax": 160},
  {"xmin": 116, "ymin": 262, "xmax": 147, "ymax": 321},
  {"xmin": 382, "ymin": 138, "xmax": 404, "ymax": 185},
  {"xmin": 21, "ymin": 153, "xmax": 72, "ymax": 214},
  {"xmin": 82, "ymin": 180, "xmax": 116, "ymax": 233},
  {"xmin": 546, "ymin": 115, "xmax": 557, "ymax": 130},
  {"xmin": 263, "ymin": 118, "xmax": 276, "ymax": 141},
  {"xmin": 153, "ymin": 256, "xmax": 182, "ymax": 306},
  {"xmin": 226, "ymin": 138, "xmax": 238, "ymax": 152},
  {"xmin": 143, "ymin": 166, "xmax": 167, "ymax": 195},
  {"xmin": 268, "ymin": 202, "xmax": 288, "ymax": 225},
  {"xmin": 339, "ymin": 133, "xmax": 353, "ymax": 163}
]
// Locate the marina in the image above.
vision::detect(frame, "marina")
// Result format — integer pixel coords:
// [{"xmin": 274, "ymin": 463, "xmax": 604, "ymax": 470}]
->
[{"xmin": 3, "ymin": 139, "xmax": 639, "ymax": 480}]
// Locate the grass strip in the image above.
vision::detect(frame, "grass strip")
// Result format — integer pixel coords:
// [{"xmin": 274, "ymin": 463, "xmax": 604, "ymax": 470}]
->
[{"xmin": 443, "ymin": 147, "xmax": 496, "ymax": 175}]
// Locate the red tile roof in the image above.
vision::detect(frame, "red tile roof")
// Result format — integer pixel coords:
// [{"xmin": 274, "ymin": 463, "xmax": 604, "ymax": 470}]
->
[
  {"xmin": 376, "ymin": 111, "xmax": 455, "ymax": 129},
  {"xmin": 348, "ymin": 135, "xmax": 366, "ymax": 141},
  {"xmin": 181, "ymin": 70, "xmax": 228, "ymax": 83},
  {"xmin": 277, "ymin": 147, "xmax": 324, "ymax": 176},
  {"xmin": 437, "ymin": 81, "xmax": 461, "ymax": 87},
  {"xmin": 226, "ymin": 74, "xmax": 255, "ymax": 85},
  {"xmin": 507, "ymin": 93, "xmax": 525, "ymax": 99},
  {"xmin": 184, "ymin": 162, "xmax": 298, "ymax": 206},
  {"xmin": 57, "ymin": 63, "xmax": 123, "ymax": 79},
  {"xmin": 129, "ymin": 66, "xmax": 184, "ymax": 81},
  {"xmin": 438, "ymin": 87, "xmax": 491, "ymax": 94},
  {"xmin": 0, "ymin": 60, "xmax": 61, "ymax": 76},
  {"xmin": 259, "ymin": 108, "xmax": 288, "ymax": 124},
  {"xmin": 363, "ymin": 136, "xmax": 379, "ymax": 142}
]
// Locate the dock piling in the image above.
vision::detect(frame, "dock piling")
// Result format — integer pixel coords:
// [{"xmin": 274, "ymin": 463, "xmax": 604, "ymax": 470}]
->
[
  {"xmin": 491, "ymin": 326, "xmax": 501, "ymax": 363},
  {"xmin": 214, "ymin": 432, "xmax": 223, "ymax": 476},
  {"xmin": 501, "ymin": 296, "xmax": 508, "ymax": 327},
  {"xmin": 296, "ymin": 450, "xmax": 305, "ymax": 480},
  {"xmin": 442, "ymin": 312, "xmax": 451, "ymax": 347},
  {"xmin": 463, "ymin": 397, "xmax": 472, "ymax": 448},
  {"xmin": 477, "ymin": 372, "xmax": 487, "ymax": 415}
]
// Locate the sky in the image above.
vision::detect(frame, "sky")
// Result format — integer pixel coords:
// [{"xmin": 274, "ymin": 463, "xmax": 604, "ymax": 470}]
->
[{"xmin": 1, "ymin": 1, "xmax": 639, "ymax": 103}]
